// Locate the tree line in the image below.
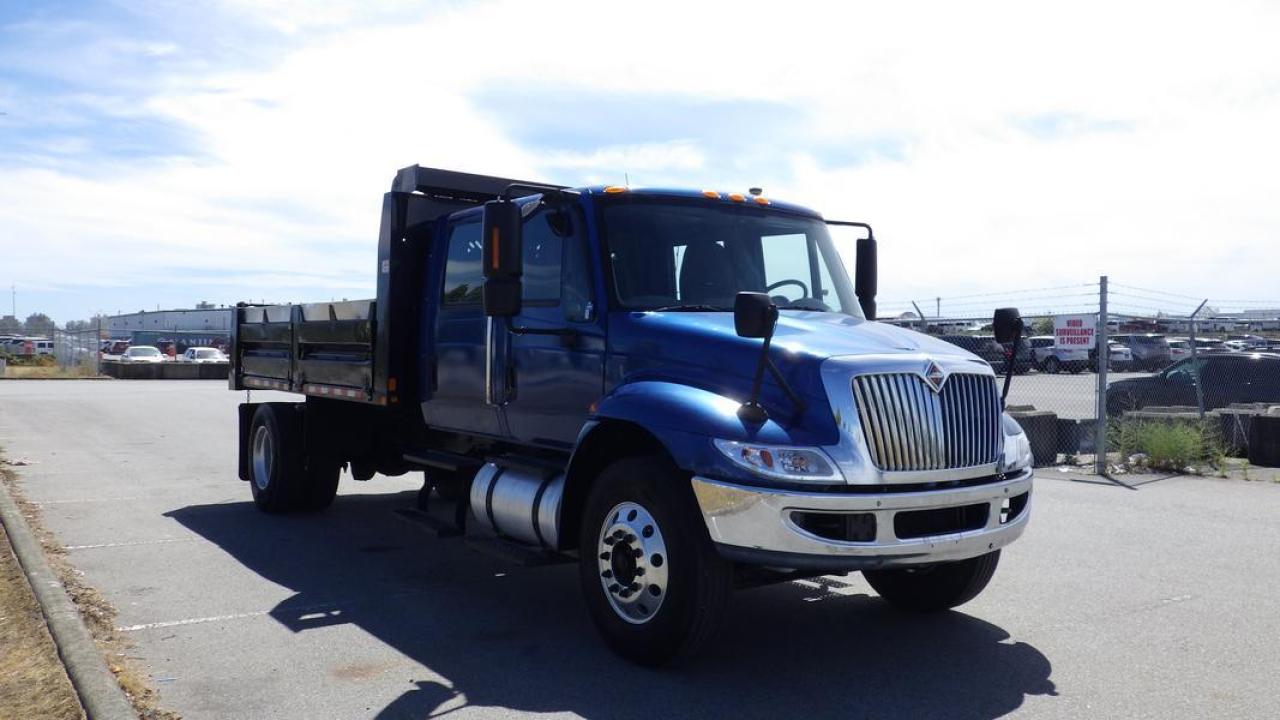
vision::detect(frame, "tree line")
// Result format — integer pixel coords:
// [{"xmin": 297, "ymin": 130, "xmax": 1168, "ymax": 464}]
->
[{"xmin": 0, "ymin": 313, "xmax": 109, "ymax": 336}]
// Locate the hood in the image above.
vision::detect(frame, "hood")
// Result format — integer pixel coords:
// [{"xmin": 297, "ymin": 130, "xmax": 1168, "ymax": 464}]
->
[
  {"xmin": 608, "ymin": 310, "xmax": 990, "ymax": 398},
  {"xmin": 615, "ymin": 310, "xmax": 984, "ymax": 361}
]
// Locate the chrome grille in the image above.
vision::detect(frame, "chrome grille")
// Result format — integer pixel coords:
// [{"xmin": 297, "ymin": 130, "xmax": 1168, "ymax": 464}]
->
[{"xmin": 851, "ymin": 373, "xmax": 1002, "ymax": 472}]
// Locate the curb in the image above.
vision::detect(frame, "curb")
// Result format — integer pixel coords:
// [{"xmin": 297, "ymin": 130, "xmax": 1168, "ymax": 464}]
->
[{"xmin": 0, "ymin": 479, "xmax": 137, "ymax": 720}]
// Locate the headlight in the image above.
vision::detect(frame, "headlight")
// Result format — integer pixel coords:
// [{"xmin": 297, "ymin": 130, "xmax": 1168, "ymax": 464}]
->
[
  {"xmin": 1000, "ymin": 414, "xmax": 1033, "ymax": 472},
  {"xmin": 713, "ymin": 439, "xmax": 841, "ymax": 483}
]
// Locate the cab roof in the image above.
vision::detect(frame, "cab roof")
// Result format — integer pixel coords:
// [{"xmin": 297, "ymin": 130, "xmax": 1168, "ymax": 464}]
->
[{"xmin": 579, "ymin": 186, "xmax": 824, "ymax": 220}]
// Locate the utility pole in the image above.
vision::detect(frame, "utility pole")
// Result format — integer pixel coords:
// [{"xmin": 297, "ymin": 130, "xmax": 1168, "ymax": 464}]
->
[
  {"xmin": 10, "ymin": 285, "xmax": 14, "ymax": 318},
  {"xmin": 936, "ymin": 296, "xmax": 941, "ymax": 319},
  {"xmin": 1094, "ymin": 276, "xmax": 1109, "ymax": 475}
]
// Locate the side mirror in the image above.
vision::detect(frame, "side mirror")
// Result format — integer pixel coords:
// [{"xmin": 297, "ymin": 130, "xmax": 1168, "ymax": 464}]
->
[
  {"xmin": 481, "ymin": 198, "xmax": 523, "ymax": 317},
  {"xmin": 993, "ymin": 307, "xmax": 1024, "ymax": 345},
  {"xmin": 734, "ymin": 292, "xmax": 778, "ymax": 339},
  {"xmin": 854, "ymin": 236, "xmax": 877, "ymax": 320}
]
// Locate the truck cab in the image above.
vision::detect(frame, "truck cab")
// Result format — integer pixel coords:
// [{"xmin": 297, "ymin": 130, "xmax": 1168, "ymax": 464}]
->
[{"xmin": 230, "ymin": 166, "xmax": 1035, "ymax": 665}]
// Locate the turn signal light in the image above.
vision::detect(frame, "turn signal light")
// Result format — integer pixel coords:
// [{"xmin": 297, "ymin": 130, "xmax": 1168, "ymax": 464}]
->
[{"xmin": 603, "ymin": 186, "xmax": 627, "ymax": 194}]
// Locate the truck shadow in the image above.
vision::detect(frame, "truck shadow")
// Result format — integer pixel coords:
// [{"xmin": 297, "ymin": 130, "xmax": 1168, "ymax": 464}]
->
[{"xmin": 167, "ymin": 490, "xmax": 1056, "ymax": 720}]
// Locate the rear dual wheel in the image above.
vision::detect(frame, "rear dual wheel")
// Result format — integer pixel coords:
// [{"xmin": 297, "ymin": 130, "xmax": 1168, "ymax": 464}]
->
[{"xmin": 248, "ymin": 403, "xmax": 340, "ymax": 513}]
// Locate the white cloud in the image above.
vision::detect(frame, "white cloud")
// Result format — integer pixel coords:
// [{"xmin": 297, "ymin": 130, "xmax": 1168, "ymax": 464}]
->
[{"xmin": 3, "ymin": 0, "xmax": 1280, "ymax": 322}]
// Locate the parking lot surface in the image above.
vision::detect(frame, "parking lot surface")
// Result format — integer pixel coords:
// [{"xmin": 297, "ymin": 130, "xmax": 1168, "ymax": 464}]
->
[{"xmin": 2, "ymin": 380, "xmax": 1278, "ymax": 719}]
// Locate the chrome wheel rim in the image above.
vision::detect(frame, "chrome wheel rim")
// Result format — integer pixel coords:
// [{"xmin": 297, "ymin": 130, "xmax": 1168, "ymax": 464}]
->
[
  {"xmin": 597, "ymin": 501, "xmax": 669, "ymax": 624},
  {"xmin": 251, "ymin": 425, "xmax": 274, "ymax": 491}
]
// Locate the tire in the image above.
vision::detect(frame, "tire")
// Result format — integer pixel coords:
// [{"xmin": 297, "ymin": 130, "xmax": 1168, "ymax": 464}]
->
[
  {"xmin": 578, "ymin": 455, "xmax": 732, "ymax": 666},
  {"xmin": 1107, "ymin": 390, "xmax": 1137, "ymax": 417},
  {"xmin": 248, "ymin": 404, "xmax": 305, "ymax": 514},
  {"xmin": 863, "ymin": 550, "xmax": 1001, "ymax": 612},
  {"xmin": 1045, "ymin": 356, "xmax": 1061, "ymax": 374},
  {"xmin": 299, "ymin": 460, "xmax": 341, "ymax": 511}
]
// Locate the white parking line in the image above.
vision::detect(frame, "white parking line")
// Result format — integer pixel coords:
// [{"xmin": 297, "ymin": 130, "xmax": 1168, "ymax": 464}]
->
[
  {"xmin": 64, "ymin": 538, "xmax": 194, "ymax": 551},
  {"xmin": 32, "ymin": 496, "xmax": 146, "ymax": 506}
]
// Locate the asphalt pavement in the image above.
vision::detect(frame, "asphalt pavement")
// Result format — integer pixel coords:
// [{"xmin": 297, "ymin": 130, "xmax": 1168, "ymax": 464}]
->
[{"xmin": 1, "ymin": 379, "xmax": 1277, "ymax": 719}]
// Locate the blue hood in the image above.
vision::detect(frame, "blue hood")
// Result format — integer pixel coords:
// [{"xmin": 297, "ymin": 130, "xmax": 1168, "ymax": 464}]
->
[
  {"xmin": 606, "ymin": 310, "xmax": 988, "ymax": 413},
  {"xmin": 610, "ymin": 310, "xmax": 982, "ymax": 369}
]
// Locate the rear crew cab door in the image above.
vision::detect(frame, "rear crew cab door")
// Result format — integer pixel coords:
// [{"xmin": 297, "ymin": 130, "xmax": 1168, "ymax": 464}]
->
[{"xmin": 421, "ymin": 216, "xmax": 506, "ymax": 436}]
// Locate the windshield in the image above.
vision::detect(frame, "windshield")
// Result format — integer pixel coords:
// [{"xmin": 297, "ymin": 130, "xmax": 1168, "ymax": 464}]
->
[
  {"xmin": 195, "ymin": 349, "xmax": 220, "ymax": 358},
  {"xmin": 131, "ymin": 347, "xmax": 161, "ymax": 356},
  {"xmin": 600, "ymin": 199, "xmax": 861, "ymax": 316},
  {"xmin": 1131, "ymin": 336, "xmax": 1168, "ymax": 346}
]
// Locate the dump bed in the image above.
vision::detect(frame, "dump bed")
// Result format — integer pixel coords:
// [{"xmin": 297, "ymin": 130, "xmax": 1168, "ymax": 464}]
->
[{"xmin": 232, "ymin": 300, "xmax": 382, "ymax": 402}]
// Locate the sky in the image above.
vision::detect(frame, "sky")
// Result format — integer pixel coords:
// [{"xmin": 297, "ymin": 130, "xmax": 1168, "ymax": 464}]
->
[{"xmin": 2, "ymin": 0, "xmax": 1280, "ymax": 326}]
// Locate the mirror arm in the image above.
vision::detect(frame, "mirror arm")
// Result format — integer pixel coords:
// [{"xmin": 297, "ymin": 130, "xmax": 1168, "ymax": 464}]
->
[{"xmin": 1001, "ymin": 335, "xmax": 1023, "ymax": 408}]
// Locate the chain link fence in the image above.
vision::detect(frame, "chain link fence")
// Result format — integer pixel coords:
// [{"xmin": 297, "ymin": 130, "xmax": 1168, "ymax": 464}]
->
[{"xmin": 881, "ymin": 277, "xmax": 1280, "ymax": 474}]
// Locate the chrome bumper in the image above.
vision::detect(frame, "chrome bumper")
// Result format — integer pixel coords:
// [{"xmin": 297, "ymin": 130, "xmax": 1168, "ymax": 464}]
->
[{"xmin": 691, "ymin": 469, "xmax": 1033, "ymax": 570}]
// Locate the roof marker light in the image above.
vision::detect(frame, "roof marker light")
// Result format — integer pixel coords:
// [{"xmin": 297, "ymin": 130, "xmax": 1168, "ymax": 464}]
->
[
  {"xmin": 702, "ymin": 190, "xmax": 720, "ymax": 199},
  {"xmin": 754, "ymin": 196, "xmax": 770, "ymax": 205},
  {"xmin": 728, "ymin": 192, "xmax": 745, "ymax": 202},
  {"xmin": 603, "ymin": 186, "xmax": 628, "ymax": 194}
]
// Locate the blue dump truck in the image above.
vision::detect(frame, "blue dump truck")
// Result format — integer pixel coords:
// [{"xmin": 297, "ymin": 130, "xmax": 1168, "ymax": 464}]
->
[{"xmin": 229, "ymin": 166, "xmax": 1035, "ymax": 665}]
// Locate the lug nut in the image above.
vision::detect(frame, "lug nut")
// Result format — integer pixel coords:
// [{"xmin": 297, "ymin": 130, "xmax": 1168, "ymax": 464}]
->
[
  {"xmin": 599, "ymin": 552, "xmax": 610, "ymax": 560},
  {"xmin": 609, "ymin": 583, "xmax": 620, "ymax": 593},
  {"xmin": 633, "ymin": 547, "xmax": 643, "ymax": 558},
  {"xmin": 635, "ymin": 567, "xmax": 645, "ymax": 576}
]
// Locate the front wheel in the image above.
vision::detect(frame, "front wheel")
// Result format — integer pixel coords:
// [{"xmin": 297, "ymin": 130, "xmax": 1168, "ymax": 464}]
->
[
  {"xmin": 578, "ymin": 456, "xmax": 732, "ymax": 666},
  {"xmin": 1045, "ymin": 356, "xmax": 1061, "ymax": 374},
  {"xmin": 863, "ymin": 550, "xmax": 1000, "ymax": 612}
]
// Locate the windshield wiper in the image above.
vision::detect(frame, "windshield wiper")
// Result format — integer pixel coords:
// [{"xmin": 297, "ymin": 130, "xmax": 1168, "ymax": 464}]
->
[
  {"xmin": 649, "ymin": 304, "xmax": 728, "ymax": 312},
  {"xmin": 783, "ymin": 300, "xmax": 830, "ymax": 312}
]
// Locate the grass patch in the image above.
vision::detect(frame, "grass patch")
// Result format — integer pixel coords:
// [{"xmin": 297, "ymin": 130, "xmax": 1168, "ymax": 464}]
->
[
  {"xmin": 3, "ymin": 364, "xmax": 101, "ymax": 379},
  {"xmin": 1109, "ymin": 419, "xmax": 1225, "ymax": 473},
  {"xmin": 0, "ymin": 523, "xmax": 84, "ymax": 720}
]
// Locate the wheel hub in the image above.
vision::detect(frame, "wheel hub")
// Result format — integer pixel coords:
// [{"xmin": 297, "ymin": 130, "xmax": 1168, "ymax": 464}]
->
[
  {"xmin": 251, "ymin": 425, "xmax": 274, "ymax": 491},
  {"xmin": 597, "ymin": 501, "xmax": 668, "ymax": 624}
]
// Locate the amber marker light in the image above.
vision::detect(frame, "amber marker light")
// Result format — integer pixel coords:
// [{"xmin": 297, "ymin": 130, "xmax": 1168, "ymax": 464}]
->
[
  {"xmin": 702, "ymin": 190, "xmax": 720, "ymax": 199},
  {"xmin": 603, "ymin": 186, "xmax": 628, "ymax": 194},
  {"xmin": 728, "ymin": 193, "xmax": 746, "ymax": 202}
]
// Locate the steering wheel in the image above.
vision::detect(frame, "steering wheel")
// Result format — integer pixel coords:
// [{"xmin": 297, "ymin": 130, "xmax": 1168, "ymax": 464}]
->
[{"xmin": 765, "ymin": 279, "xmax": 809, "ymax": 298}]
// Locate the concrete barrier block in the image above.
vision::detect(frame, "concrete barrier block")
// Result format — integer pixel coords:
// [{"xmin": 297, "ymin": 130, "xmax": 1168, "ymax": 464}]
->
[
  {"xmin": 1010, "ymin": 410, "xmax": 1059, "ymax": 467},
  {"xmin": 1248, "ymin": 415, "xmax": 1280, "ymax": 467}
]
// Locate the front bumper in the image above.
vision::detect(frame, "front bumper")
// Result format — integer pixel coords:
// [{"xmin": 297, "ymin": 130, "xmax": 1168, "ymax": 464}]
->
[{"xmin": 691, "ymin": 468, "xmax": 1033, "ymax": 571}]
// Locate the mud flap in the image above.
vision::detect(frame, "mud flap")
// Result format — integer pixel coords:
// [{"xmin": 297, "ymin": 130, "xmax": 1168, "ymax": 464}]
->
[{"xmin": 237, "ymin": 403, "xmax": 258, "ymax": 481}]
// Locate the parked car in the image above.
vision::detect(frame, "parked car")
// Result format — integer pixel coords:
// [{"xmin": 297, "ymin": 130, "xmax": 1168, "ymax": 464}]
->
[
  {"xmin": 1192, "ymin": 338, "xmax": 1228, "ymax": 353},
  {"xmin": 1027, "ymin": 335, "xmax": 1088, "ymax": 373},
  {"xmin": 120, "ymin": 345, "xmax": 166, "ymax": 363},
  {"xmin": 1222, "ymin": 340, "xmax": 1252, "ymax": 353},
  {"xmin": 1111, "ymin": 334, "xmax": 1172, "ymax": 371},
  {"xmin": 1227, "ymin": 334, "xmax": 1268, "ymax": 349},
  {"xmin": 181, "ymin": 347, "xmax": 228, "ymax": 363},
  {"xmin": 1167, "ymin": 339, "xmax": 1192, "ymax": 362},
  {"xmin": 938, "ymin": 334, "xmax": 1031, "ymax": 374},
  {"xmin": 1106, "ymin": 353, "xmax": 1280, "ymax": 415},
  {"xmin": 1088, "ymin": 341, "xmax": 1133, "ymax": 372}
]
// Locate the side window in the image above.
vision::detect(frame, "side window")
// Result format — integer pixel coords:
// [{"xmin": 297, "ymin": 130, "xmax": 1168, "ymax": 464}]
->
[
  {"xmin": 563, "ymin": 229, "xmax": 594, "ymax": 322},
  {"xmin": 522, "ymin": 210, "xmax": 563, "ymax": 303},
  {"xmin": 442, "ymin": 221, "xmax": 483, "ymax": 305}
]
